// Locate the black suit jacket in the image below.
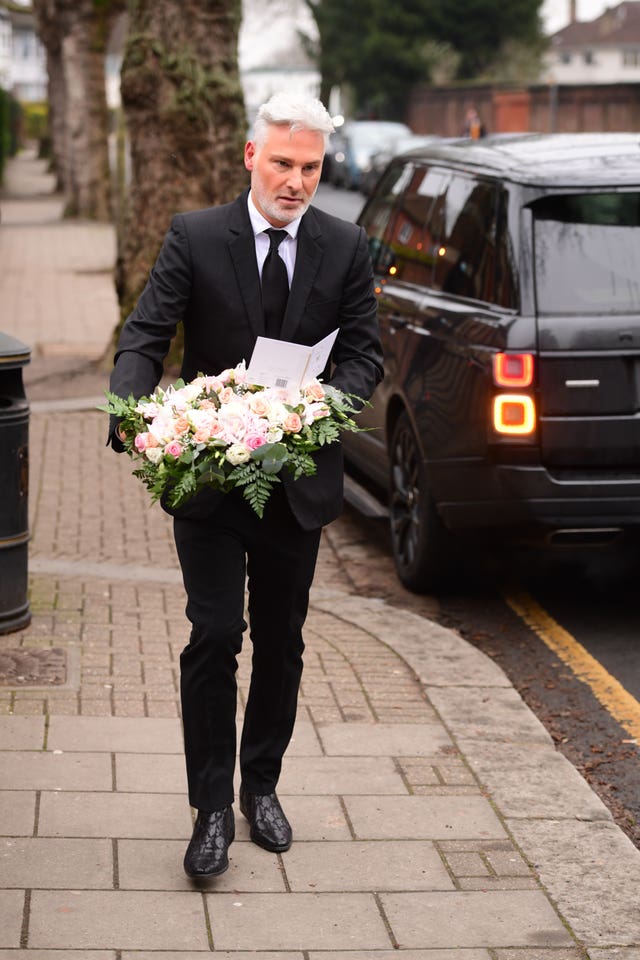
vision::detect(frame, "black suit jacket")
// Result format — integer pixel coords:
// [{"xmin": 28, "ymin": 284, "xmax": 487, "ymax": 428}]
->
[{"xmin": 109, "ymin": 189, "xmax": 383, "ymax": 530}]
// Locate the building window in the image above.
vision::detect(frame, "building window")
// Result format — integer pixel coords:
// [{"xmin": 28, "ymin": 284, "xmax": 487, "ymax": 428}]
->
[
  {"xmin": 560, "ymin": 51, "xmax": 572, "ymax": 64},
  {"xmin": 623, "ymin": 49, "xmax": 640, "ymax": 67},
  {"xmin": 583, "ymin": 49, "xmax": 594, "ymax": 64}
]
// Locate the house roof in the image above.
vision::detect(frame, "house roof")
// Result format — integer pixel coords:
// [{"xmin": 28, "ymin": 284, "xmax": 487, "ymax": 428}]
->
[{"xmin": 553, "ymin": 1, "xmax": 640, "ymax": 47}]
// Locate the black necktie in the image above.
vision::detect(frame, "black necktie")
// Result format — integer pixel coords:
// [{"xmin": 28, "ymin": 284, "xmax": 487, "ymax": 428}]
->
[{"xmin": 261, "ymin": 228, "xmax": 289, "ymax": 339}]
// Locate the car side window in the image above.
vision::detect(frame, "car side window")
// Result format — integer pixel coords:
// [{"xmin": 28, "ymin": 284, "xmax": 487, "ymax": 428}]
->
[
  {"xmin": 381, "ymin": 165, "xmax": 451, "ymax": 286},
  {"xmin": 359, "ymin": 162, "xmax": 414, "ymax": 272},
  {"xmin": 433, "ymin": 175, "xmax": 500, "ymax": 303}
]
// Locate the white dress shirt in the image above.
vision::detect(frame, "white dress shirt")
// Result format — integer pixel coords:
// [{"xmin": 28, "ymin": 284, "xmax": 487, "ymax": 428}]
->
[{"xmin": 247, "ymin": 191, "xmax": 302, "ymax": 287}]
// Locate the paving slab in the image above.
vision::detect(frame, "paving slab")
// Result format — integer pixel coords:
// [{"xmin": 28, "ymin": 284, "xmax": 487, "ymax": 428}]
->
[
  {"xmin": 283, "ymin": 839, "xmax": 454, "ymax": 891},
  {"xmin": 277, "ymin": 756, "xmax": 406, "ymax": 794},
  {"xmin": 115, "ymin": 754, "xmax": 187, "ymax": 793},
  {"xmin": 0, "ymin": 952, "xmax": 116, "ymax": 960},
  {"xmin": 492, "ymin": 951, "xmax": 586, "ymax": 960},
  {"xmin": 28, "ymin": 891, "xmax": 209, "ymax": 950},
  {"xmin": 2, "ymin": 752, "xmax": 112, "ymax": 791},
  {"xmin": 380, "ymin": 890, "xmax": 574, "ymax": 948},
  {"xmin": 47, "ymin": 716, "xmax": 183, "ymax": 753},
  {"xmin": 0, "ymin": 891, "xmax": 24, "ymax": 947},
  {"xmin": 589, "ymin": 952, "xmax": 640, "ymax": 960},
  {"xmin": 204, "ymin": 892, "xmax": 391, "ymax": 950},
  {"xmin": 0, "ymin": 792, "xmax": 36, "ymax": 836},
  {"xmin": 122, "ymin": 954, "xmax": 303, "ymax": 960},
  {"xmin": 309, "ymin": 591, "xmax": 511, "ymax": 687},
  {"xmin": 38, "ymin": 791, "xmax": 192, "ymax": 839},
  {"xmin": 459, "ymin": 739, "xmax": 612, "ymax": 821},
  {"xmin": 344, "ymin": 795, "xmax": 507, "ymax": 840},
  {"xmin": 508, "ymin": 818, "xmax": 640, "ymax": 946},
  {"xmin": 0, "ymin": 838, "xmax": 112, "ymax": 889},
  {"xmin": 308, "ymin": 953, "xmax": 492, "ymax": 960},
  {"xmin": 0, "ymin": 718, "xmax": 46, "ymax": 750},
  {"xmin": 426, "ymin": 686, "xmax": 553, "ymax": 744},
  {"xmin": 118, "ymin": 838, "xmax": 285, "ymax": 891},
  {"xmin": 285, "ymin": 719, "xmax": 323, "ymax": 755},
  {"xmin": 316, "ymin": 721, "xmax": 453, "ymax": 755}
]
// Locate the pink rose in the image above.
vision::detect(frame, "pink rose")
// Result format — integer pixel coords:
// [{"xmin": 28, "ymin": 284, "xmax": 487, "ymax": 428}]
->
[
  {"xmin": 164, "ymin": 440, "xmax": 182, "ymax": 458},
  {"xmin": 283, "ymin": 412, "xmax": 302, "ymax": 433},
  {"xmin": 248, "ymin": 395, "xmax": 270, "ymax": 416},
  {"xmin": 193, "ymin": 427, "xmax": 211, "ymax": 443},
  {"xmin": 173, "ymin": 416, "xmax": 190, "ymax": 435},
  {"xmin": 305, "ymin": 381, "xmax": 325, "ymax": 401},
  {"xmin": 219, "ymin": 387, "xmax": 235, "ymax": 404},
  {"xmin": 245, "ymin": 434, "xmax": 266, "ymax": 450},
  {"xmin": 134, "ymin": 433, "xmax": 148, "ymax": 452},
  {"xmin": 203, "ymin": 377, "xmax": 223, "ymax": 393}
]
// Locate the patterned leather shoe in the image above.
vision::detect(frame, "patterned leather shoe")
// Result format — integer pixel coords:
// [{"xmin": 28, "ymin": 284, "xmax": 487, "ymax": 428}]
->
[
  {"xmin": 183, "ymin": 806, "xmax": 235, "ymax": 879},
  {"xmin": 239, "ymin": 785, "xmax": 292, "ymax": 852}
]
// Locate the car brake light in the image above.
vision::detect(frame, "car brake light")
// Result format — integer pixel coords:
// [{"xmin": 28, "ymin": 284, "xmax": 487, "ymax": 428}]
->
[
  {"xmin": 493, "ymin": 395, "xmax": 536, "ymax": 435},
  {"xmin": 493, "ymin": 353, "xmax": 534, "ymax": 388}
]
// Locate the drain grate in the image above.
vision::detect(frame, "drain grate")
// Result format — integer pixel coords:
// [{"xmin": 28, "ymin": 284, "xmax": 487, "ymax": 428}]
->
[{"xmin": 0, "ymin": 648, "xmax": 67, "ymax": 686}]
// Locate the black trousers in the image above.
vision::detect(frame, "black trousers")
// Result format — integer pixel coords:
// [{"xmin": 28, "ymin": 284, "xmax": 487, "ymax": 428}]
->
[{"xmin": 173, "ymin": 485, "xmax": 321, "ymax": 812}]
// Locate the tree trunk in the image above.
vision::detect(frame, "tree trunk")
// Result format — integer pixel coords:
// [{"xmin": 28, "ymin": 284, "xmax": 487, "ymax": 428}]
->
[
  {"xmin": 46, "ymin": 47, "xmax": 67, "ymax": 193},
  {"xmin": 32, "ymin": 0, "xmax": 66, "ymax": 192},
  {"xmin": 33, "ymin": 0, "xmax": 124, "ymax": 220},
  {"xmin": 116, "ymin": 0, "xmax": 247, "ymax": 328}
]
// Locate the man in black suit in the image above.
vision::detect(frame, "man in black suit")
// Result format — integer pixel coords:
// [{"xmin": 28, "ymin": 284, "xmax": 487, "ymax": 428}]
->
[{"xmin": 109, "ymin": 93, "xmax": 383, "ymax": 879}]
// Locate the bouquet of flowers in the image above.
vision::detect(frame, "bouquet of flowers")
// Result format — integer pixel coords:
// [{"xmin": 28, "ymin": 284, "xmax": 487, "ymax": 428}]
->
[{"xmin": 102, "ymin": 362, "xmax": 364, "ymax": 517}]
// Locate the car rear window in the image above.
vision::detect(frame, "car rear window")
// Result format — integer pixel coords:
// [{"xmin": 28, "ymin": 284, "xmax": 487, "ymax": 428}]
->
[{"xmin": 532, "ymin": 192, "xmax": 640, "ymax": 315}]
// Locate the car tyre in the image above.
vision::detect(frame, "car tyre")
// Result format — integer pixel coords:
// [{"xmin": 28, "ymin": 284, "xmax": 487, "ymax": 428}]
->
[{"xmin": 389, "ymin": 412, "xmax": 459, "ymax": 593}]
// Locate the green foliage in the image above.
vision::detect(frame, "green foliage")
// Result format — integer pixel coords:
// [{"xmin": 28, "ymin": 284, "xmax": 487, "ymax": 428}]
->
[
  {"xmin": 0, "ymin": 87, "xmax": 20, "ymax": 184},
  {"xmin": 424, "ymin": 0, "xmax": 546, "ymax": 80},
  {"xmin": 228, "ymin": 461, "xmax": 280, "ymax": 518},
  {"xmin": 305, "ymin": 0, "xmax": 545, "ymax": 116},
  {"xmin": 22, "ymin": 101, "xmax": 49, "ymax": 143}
]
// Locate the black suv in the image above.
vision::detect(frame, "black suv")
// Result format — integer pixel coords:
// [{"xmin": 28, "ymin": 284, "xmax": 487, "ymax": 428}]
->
[{"xmin": 344, "ymin": 134, "xmax": 640, "ymax": 591}]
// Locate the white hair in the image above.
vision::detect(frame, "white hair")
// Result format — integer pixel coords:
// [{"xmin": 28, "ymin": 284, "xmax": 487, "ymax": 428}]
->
[{"xmin": 253, "ymin": 93, "xmax": 335, "ymax": 149}]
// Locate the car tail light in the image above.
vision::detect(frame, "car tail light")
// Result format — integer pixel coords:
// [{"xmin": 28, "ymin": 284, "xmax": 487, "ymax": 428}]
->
[
  {"xmin": 493, "ymin": 353, "xmax": 534, "ymax": 388},
  {"xmin": 493, "ymin": 395, "xmax": 536, "ymax": 435}
]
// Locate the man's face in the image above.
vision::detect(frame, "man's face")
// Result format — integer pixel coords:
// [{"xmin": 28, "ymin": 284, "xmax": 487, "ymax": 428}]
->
[{"xmin": 244, "ymin": 123, "xmax": 325, "ymax": 226}]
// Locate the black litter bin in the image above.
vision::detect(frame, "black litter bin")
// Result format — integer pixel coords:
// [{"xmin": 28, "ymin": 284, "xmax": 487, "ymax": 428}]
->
[{"xmin": 0, "ymin": 332, "xmax": 31, "ymax": 634}]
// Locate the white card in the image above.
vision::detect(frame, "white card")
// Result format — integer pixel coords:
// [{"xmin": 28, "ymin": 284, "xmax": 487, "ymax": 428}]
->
[{"xmin": 247, "ymin": 329, "xmax": 339, "ymax": 390}]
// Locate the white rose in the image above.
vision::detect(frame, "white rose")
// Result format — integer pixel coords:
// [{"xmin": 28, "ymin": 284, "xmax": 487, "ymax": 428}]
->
[
  {"xmin": 145, "ymin": 446, "xmax": 164, "ymax": 464},
  {"xmin": 225, "ymin": 443, "xmax": 251, "ymax": 465},
  {"xmin": 267, "ymin": 401, "xmax": 288, "ymax": 426}
]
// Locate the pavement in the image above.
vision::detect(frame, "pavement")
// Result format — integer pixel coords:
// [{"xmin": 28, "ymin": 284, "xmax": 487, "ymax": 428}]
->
[{"xmin": 0, "ymin": 148, "xmax": 639, "ymax": 959}]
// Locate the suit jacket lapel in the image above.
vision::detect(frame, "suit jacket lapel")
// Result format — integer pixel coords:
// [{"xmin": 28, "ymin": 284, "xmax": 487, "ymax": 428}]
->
[
  {"xmin": 281, "ymin": 206, "xmax": 323, "ymax": 342},
  {"xmin": 227, "ymin": 191, "xmax": 265, "ymax": 339}
]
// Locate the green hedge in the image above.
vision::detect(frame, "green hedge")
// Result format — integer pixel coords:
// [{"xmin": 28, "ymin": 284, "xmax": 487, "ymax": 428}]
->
[
  {"xmin": 0, "ymin": 87, "xmax": 21, "ymax": 185},
  {"xmin": 22, "ymin": 100, "xmax": 48, "ymax": 142}
]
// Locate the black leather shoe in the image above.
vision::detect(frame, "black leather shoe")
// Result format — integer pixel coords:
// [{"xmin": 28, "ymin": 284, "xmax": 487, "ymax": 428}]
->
[
  {"xmin": 239, "ymin": 785, "xmax": 292, "ymax": 852},
  {"xmin": 183, "ymin": 806, "xmax": 235, "ymax": 879}
]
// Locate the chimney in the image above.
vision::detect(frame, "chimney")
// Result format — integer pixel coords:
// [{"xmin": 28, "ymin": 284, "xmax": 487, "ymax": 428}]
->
[{"xmin": 569, "ymin": 0, "xmax": 577, "ymax": 22}]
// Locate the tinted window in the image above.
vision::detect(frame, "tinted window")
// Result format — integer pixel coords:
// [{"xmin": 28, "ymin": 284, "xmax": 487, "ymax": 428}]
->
[
  {"xmin": 382, "ymin": 166, "xmax": 450, "ymax": 287},
  {"xmin": 359, "ymin": 161, "xmax": 414, "ymax": 272},
  {"xmin": 434, "ymin": 176, "xmax": 500, "ymax": 303},
  {"xmin": 532, "ymin": 192, "xmax": 640, "ymax": 315}
]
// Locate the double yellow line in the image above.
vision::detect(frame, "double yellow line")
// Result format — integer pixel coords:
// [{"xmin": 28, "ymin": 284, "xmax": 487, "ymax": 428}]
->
[{"xmin": 505, "ymin": 589, "xmax": 640, "ymax": 742}]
